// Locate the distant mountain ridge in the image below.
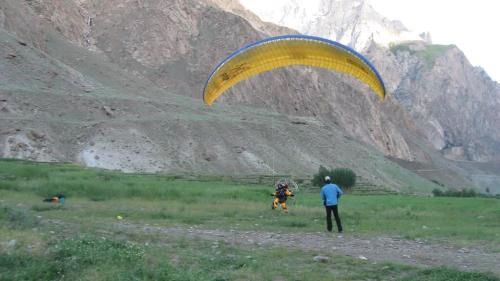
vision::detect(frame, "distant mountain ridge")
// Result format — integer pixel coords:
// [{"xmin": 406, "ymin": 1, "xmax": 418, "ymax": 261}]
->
[{"xmin": 237, "ymin": 0, "xmax": 429, "ymax": 50}]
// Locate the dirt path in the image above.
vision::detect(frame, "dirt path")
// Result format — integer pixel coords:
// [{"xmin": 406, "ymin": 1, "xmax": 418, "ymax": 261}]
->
[{"xmin": 115, "ymin": 222, "xmax": 500, "ymax": 274}]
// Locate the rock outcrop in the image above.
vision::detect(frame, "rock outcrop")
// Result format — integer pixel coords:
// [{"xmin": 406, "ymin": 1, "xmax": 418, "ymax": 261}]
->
[{"xmin": 388, "ymin": 42, "xmax": 500, "ymax": 162}]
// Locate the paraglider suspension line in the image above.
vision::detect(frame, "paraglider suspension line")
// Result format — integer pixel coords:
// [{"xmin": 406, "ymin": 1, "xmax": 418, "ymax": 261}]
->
[{"xmin": 272, "ymin": 116, "xmax": 275, "ymax": 182}]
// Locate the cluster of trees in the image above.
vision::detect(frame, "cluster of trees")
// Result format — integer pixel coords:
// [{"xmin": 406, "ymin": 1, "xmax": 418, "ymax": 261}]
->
[
  {"xmin": 432, "ymin": 188, "xmax": 499, "ymax": 198},
  {"xmin": 432, "ymin": 188, "xmax": 478, "ymax": 197},
  {"xmin": 312, "ymin": 166, "xmax": 356, "ymax": 190}
]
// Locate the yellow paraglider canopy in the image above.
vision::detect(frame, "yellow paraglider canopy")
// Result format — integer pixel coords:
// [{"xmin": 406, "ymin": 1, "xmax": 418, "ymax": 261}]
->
[{"xmin": 203, "ymin": 35, "xmax": 386, "ymax": 105}]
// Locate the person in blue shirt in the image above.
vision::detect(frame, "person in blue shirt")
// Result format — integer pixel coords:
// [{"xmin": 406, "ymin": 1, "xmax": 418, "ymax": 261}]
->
[{"xmin": 320, "ymin": 176, "xmax": 343, "ymax": 233}]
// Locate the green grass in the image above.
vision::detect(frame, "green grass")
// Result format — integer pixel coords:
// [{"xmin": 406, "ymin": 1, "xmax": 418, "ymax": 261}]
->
[
  {"xmin": 401, "ymin": 267, "xmax": 499, "ymax": 281},
  {"xmin": 1, "ymin": 159, "xmax": 499, "ymax": 280},
  {"xmin": 1, "ymin": 228, "xmax": 497, "ymax": 281},
  {"xmin": 1, "ymin": 159, "xmax": 499, "ymax": 244},
  {"xmin": 1, "ymin": 224, "xmax": 498, "ymax": 281}
]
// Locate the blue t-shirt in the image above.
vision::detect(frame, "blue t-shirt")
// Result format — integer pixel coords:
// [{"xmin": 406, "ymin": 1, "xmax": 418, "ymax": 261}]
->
[{"xmin": 321, "ymin": 183, "xmax": 343, "ymax": 206}]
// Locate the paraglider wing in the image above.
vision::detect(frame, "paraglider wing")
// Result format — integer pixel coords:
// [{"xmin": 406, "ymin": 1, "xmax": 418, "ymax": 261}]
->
[{"xmin": 203, "ymin": 34, "xmax": 386, "ymax": 105}]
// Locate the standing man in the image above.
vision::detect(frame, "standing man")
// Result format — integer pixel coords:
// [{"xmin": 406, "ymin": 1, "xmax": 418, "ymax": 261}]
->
[{"xmin": 321, "ymin": 176, "xmax": 343, "ymax": 233}]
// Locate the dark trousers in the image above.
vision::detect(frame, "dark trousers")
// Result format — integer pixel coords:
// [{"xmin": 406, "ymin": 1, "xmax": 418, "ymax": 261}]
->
[{"xmin": 325, "ymin": 205, "xmax": 342, "ymax": 232}]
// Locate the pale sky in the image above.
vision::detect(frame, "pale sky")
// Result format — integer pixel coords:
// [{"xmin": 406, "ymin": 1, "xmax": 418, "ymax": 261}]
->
[
  {"xmin": 370, "ymin": 0, "xmax": 500, "ymax": 82},
  {"xmin": 239, "ymin": 0, "xmax": 500, "ymax": 82}
]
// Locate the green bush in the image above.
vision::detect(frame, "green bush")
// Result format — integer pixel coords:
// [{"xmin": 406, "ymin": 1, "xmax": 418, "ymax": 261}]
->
[
  {"xmin": 331, "ymin": 168, "xmax": 356, "ymax": 190},
  {"xmin": 312, "ymin": 165, "xmax": 331, "ymax": 187},
  {"xmin": 312, "ymin": 166, "xmax": 356, "ymax": 190},
  {"xmin": 432, "ymin": 188, "xmax": 499, "ymax": 198},
  {"xmin": 432, "ymin": 188, "xmax": 443, "ymax": 197},
  {"xmin": 433, "ymin": 188, "xmax": 476, "ymax": 197}
]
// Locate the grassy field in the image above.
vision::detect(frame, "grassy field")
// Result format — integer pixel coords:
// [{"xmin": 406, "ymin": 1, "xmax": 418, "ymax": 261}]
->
[{"xmin": 1, "ymin": 159, "xmax": 499, "ymax": 280}]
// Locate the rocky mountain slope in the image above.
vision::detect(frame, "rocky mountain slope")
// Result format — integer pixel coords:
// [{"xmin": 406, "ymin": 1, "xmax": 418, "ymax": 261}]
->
[
  {"xmin": 1, "ymin": 0, "xmax": 499, "ymax": 193},
  {"xmin": 237, "ymin": 0, "xmax": 500, "ymax": 163},
  {"xmin": 34, "ymin": 0, "xmax": 425, "ymax": 159},
  {"xmin": 388, "ymin": 42, "xmax": 500, "ymax": 162}
]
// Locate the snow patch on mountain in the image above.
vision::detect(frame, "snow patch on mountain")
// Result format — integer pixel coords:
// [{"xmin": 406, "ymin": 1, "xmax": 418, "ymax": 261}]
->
[{"xmin": 238, "ymin": 0, "xmax": 427, "ymax": 50}]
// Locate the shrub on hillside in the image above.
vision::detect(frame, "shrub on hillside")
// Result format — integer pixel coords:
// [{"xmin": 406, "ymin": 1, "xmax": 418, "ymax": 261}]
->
[
  {"xmin": 312, "ymin": 166, "xmax": 331, "ymax": 187},
  {"xmin": 433, "ymin": 188, "xmax": 477, "ymax": 197},
  {"xmin": 432, "ymin": 188, "xmax": 499, "ymax": 198},
  {"xmin": 331, "ymin": 168, "xmax": 356, "ymax": 190},
  {"xmin": 312, "ymin": 166, "xmax": 356, "ymax": 190},
  {"xmin": 431, "ymin": 188, "xmax": 443, "ymax": 197}
]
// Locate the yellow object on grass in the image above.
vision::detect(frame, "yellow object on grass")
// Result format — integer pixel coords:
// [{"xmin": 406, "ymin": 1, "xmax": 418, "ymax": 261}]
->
[{"xmin": 203, "ymin": 35, "xmax": 386, "ymax": 105}]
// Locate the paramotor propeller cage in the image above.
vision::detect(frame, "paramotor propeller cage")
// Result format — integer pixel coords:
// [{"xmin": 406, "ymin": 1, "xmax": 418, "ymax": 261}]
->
[{"xmin": 275, "ymin": 178, "xmax": 299, "ymax": 206}]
